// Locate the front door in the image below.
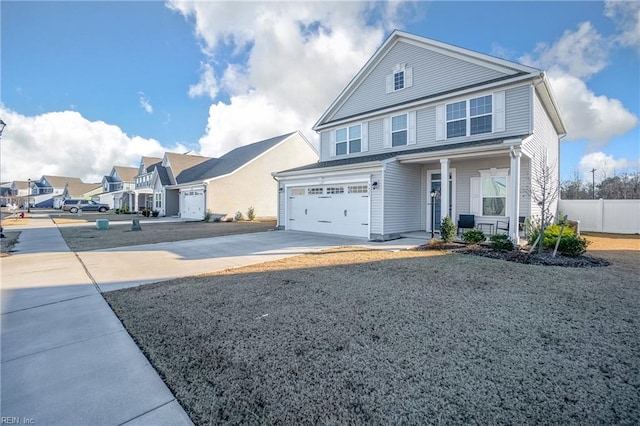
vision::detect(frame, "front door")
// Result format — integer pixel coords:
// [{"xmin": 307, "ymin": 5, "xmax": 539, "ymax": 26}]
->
[{"xmin": 429, "ymin": 172, "xmax": 453, "ymax": 231}]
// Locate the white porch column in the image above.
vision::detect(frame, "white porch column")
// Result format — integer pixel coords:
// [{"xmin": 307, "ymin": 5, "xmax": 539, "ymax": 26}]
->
[
  {"xmin": 440, "ymin": 158, "xmax": 450, "ymax": 219},
  {"xmin": 509, "ymin": 147, "xmax": 521, "ymax": 244}
]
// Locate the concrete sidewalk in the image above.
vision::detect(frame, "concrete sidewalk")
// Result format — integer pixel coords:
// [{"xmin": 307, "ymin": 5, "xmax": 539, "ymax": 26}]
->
[
  {"xmin": 1, "ymin": 213, "xmax": 424, "ymax": 424},
  {"xmin": 1, "ymin": 214, "xmax": 193, "ymax": 425}
]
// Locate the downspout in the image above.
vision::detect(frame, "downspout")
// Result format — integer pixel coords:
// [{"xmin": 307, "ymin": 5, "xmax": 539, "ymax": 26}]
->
[{"xmin": 203, "ymin": 182, "xmax": 208, "ymax": 221}]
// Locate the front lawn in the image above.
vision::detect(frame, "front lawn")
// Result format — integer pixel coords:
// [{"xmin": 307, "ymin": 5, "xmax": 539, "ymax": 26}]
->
[{"xmin": 105, "ymin": 236, "xmax": 640, "ymax": 425}]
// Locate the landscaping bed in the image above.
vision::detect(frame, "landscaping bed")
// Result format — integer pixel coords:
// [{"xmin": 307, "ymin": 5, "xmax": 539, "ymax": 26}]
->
[{"xmin": 105, "ymin": 236, "xmax": 640, "ymax": 425}]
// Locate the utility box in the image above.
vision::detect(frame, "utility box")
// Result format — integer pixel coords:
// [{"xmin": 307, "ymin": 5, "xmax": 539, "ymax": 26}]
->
[{"xmin": 96, "ymin": 219, "xmax": 109, "ymax": 230}]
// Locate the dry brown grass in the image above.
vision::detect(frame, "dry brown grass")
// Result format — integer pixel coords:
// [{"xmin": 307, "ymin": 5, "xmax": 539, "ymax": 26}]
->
[
  {"xmin": 106, "ymin": 235, "xmax": 640, "ymax": 425},
  {"xmin": 58, "ymin": 220, "xmax": 277, "ymax": 251},
  {"xmin": 0, "ymin": 231, "xmax": 21, "ymax": 257}
]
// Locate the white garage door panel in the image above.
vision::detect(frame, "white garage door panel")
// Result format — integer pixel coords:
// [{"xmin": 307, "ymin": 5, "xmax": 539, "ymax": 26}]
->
[
  {"xmin": 288, "ymin": 184, "xmax": 369, "ymax": 238},
  {"xmin": 181, "ymin": 190, "xmax": 205, "ymax": 220}
]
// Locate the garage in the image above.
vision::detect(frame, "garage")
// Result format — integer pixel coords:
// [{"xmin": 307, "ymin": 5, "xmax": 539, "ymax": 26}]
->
[
  {"xmin": 180, "ymin": 189, "xmax": 205, "ymax": 220},
  {"xmin": 287, "ymin": 183, "xmax": 369, "ymax": 238}
]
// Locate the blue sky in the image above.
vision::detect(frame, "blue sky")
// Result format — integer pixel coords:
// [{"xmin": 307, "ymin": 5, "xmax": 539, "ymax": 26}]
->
[{"xmin": 1, "ymin": 1, "xmax": 638, "ymax": 184}]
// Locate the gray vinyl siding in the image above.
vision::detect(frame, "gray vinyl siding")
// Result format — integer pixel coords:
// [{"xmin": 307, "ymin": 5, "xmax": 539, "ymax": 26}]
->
[
  {"xmin": 321, "ymin": 84, "xmax": 532, "ymax": 162},
  {"xmin": 370, "ymin": 171, "xmax": 383, "ymax": 235},
  {"xmin": 525, "ymin": 90, "xmax": 560, "ymax": 219},
  {"xmin": 505, "ymin": 84, "xmax": 532, "ymax": 136},
  {"xmin": 382, "ymin": 160, "xmax": 422, "ymax": 235},
  {"xmin": 277, "ymin": 186, "xmax": 285, "ymax": 228},
  {"xmin": 331, "ymin": 41, "xmax": 512, "ymax": 122}
]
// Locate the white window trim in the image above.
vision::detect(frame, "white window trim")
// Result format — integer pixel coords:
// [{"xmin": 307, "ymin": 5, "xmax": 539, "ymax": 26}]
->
[
  {"xmin": 386, "ymin": 63, "xmax": 413, "ymax": 93},
  {"xmin": 470, "ymin": 168, "xmax": 510, "ymax": 217},
  {"xmin": 384, "ymin": 111, "xmax": 417, "ymax": 148},
  {"xmin": 436, "ymin": 90, "xmax": 505, "ymax": 141},
  {"xmin": 331, "ymin": 123, "xmax": 368, "ymax": 157}
]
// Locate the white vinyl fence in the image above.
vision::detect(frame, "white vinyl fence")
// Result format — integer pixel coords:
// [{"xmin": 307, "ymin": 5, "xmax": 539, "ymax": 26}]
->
[{"xmin": 558, "ymin": 199, "xmax": 640, "ymax": 234}]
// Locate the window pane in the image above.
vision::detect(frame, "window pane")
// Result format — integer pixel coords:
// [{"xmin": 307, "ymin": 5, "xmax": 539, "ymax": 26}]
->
[
  {"xmin": 446, "ymin": 101, "xmax": 466, "ymax": 120},
  {"xmin": 349, "ymin": 125, "xmax": 361, "ymax": 139},
  {"xmin": 336, "ymin": 128, "xmax": 347, "ymax": 142},
  {"xmin": 446, "ymin": 120, "xmax": 466, "ymax": 138},
  {"xmin": 349, "ymin": 139, "xmax": 361, "ymax": 153},
  {"xmin": 482, "ymin": 176, "xmax": 507, "ymax": 197},
  {"xmin": 394, "ymin": 71, "xmax": 404, "ymax": 90},
  {"xmin": 336, "ymin": 142, "xmax": 347, "ymax": 155},
  {"xmin": 470, "ymin": 95, "xmax": 492, "ymax": 116},
  {"xmin": 392, "ymin": 114, "xmax": 407, "ymax": 131},
  {"xmin": 470, "ymin": 115, "xmax": 492, "ymax": 135},
  {"xmin": 392, "ymin": 130, "xmax": 407, "ymax": 146},
  {"xmin": 483, "ymin": 197, "xmax": 505, "ymax": 216}
]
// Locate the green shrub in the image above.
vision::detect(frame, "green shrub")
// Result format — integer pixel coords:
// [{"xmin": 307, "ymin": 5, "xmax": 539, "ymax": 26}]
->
[
  {"xmin": 490, "ymin": 234, "xmax": 514, "ymax": 251},
  {"xmin": 462, "ymin": 229, "xmax": 485, "ymax": 244},
  {"xmin": 440, "ymin": 216, "xmax": 456, "ymax": 243},
  {"xmin": 247, "ymin": 206, "xmax": 255, "ymax": 221},
  {"xmin": 115, "ymin": 208, "xmax": 120, "ymax": 214},
  {"xmin": 543, "ymin": 224, "xmax": 575, "ymax": 248},
  {"xmin": 557, "ymin": 235, "xmax": 589, "ymax": 257},
  {"xmin": 234, "ymin": 211, "xmax": 244, "ymax": 221}
]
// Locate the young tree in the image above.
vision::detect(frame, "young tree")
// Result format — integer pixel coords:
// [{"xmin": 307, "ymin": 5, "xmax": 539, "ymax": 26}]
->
[{"xmin": 524, "ymin": 152, "xmax": 559, "ymax": 253}]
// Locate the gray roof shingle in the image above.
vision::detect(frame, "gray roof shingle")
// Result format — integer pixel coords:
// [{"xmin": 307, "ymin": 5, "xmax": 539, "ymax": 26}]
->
[
  {"xmin": 177, "ymin": 132, "xmax": 296, "ymax": 183},
  {"xmin": 278, "ymin": 135, "xmax": 529, "ymax": 174}
]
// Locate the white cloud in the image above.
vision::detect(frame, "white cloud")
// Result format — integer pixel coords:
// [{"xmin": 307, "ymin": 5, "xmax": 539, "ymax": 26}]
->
[
  {"xmin": 520, "ymin": 22, "xmax": 638, "ymax": 149},
  {"xmin": 0, "ymin": 107, "xmax": 186, "ymax": 183},
  {"xmin": 138, "ymin": 91, "xmax": 153, "ymax": 114},
  {"xmin": 521, "ymin": 22, "xmax": 608, "ymax": 80},
  {"xmin": 605, "ymin": 0, "xmax": 640, "ymax": 53},
  {"xmin": 168, "ymin": 1, "xmax": 395, "ymax": 157},
  {"xmin": 549, "ymin": 71, "xmax": 638, "ymax": 147},
  {"xmin": 188, "ymin": 63, "xmax": 219, "ymax": 99},
  {"xmin": 579, "ymin": 152, "xmax": 640, "ymax": 182}
]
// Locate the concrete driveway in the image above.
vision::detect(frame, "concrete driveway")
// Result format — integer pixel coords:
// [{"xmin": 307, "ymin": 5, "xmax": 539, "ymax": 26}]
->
[{"xmin": 1, "ymin": 214, "xmax": 423, "ymax": 425}]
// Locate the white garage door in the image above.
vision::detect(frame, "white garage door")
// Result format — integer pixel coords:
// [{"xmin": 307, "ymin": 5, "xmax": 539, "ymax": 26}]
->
[
  {"xmin": 287, "ymin": 184, "xmax": 369, "ymax": 238},
  {"xmin": 181, "ymin": 190, "xmax": 205, "ymax": 220}
]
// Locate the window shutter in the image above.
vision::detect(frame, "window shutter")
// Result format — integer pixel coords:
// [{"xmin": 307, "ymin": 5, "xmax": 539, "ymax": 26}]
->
[
  {"xmin": 435, "ymin": 104, "xmax": 445, "ymax": 141},
  {"xmin": 405, "ymin": 66, "xmax": 413, "ymax": 88},
  {"xmin": 470, "ymin": 177, "xmax": 481, "ymax": 216},
  {"xmin": 386, "ymin": 74, "xmax": 393, "ymax": 93},
  {"xmin": 408, "ymin": 111, "xmax": 417, "ymax": 145},
  {"xmin": 361, "ymin": 122, "xmax": 369, "ymax": 152},
  {"xmin": 329, "ymin": 130, "xmax": 336, "ymax": 157},
  {"xmin": 493, "ymin": 90, "xmax": 505, "ymax": 132},
  {"xmin": 383, "ymin": 117, "xmax": 391, "ymax": 148}
]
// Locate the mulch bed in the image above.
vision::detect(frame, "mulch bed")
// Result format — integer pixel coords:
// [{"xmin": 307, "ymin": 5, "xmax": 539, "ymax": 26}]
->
[{"xmin": 416, "ymin": 242, "xmax": 611, "ymax": 267}]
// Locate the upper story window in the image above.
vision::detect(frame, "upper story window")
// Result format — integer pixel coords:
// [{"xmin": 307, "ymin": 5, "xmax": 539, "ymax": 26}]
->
[
  {"xmin": 335, "ymin": 125, "xmax": 362, "ymax": 155},
  {"xmin": 394, "ymin": 70, "xmax": 404, "ymax": 91},
  {"xmin": 386, "ymin": 64, "xmax": 413, "ymax": 93},
  {"xmin": 391, "ymin": 114, "xmax": 408, "ymax": 146},
  {"xmin": 442, "ymin": 93, "xmax": 498, "ymax": 140}
]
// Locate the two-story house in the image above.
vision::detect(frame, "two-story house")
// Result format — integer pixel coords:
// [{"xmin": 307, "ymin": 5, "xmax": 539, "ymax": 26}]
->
[
  {"xmin": 274, "ymin": 30, "xmax": 566, "ymax": 242},
  {"xmin": 29, "ymin": 175, "xmax": 84, "ymax": 208},
  {"xmin": 94, "ymin": 166, "xmax": 138, "ymax": 210},
  {"xmin": 134, "ymin": 156, "xmax": 163, "ymax": 210}
]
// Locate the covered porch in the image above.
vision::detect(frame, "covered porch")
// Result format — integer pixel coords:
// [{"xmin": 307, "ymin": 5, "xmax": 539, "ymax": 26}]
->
[{"xmin": 396, "ymin": 138, "xmax": 528, "ymax": 243}]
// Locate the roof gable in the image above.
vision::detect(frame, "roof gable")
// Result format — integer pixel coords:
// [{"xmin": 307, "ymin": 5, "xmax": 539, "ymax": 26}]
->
[
  {"xmin": 162, "ymin": 152, "xmax": 212, "ymax": 184},
  {"xmin": 315, "ymin": 30, "xmax": 541, "ymax": 128},
  {"xmin": 111, "ymin": 166, "xmax": 138, "ymax": 182},
  {"xmin": 177, "ymin": 132, "xmax": 298, "ymax": 183},
  {"xmin": 41, "ymin": 175, "xmax": 83, "ymax": 188}
]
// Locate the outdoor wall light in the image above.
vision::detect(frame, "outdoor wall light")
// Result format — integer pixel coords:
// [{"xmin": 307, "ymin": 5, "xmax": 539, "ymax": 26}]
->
[
  {"xmin": 279, "ymin": 187, "xmax": 284, "ymax": 193},
  {"xmin": 372, "ymin": 181, "xmax": 378, "ymax": 190}
]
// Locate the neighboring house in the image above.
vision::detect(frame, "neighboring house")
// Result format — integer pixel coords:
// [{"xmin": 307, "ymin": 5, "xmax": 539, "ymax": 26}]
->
[
  {"xmin": 133, "ymin": 156, "xmax": 163, "ymax": 210},
  {"xmin": 94, "ymin": 166, "xmax": 138, "ymax": 210},
  {"xmin": 30, "ymin": 175, "xmax": 84, "ymax": 208},
  {"xmin": 164, "ymin": 131, "xmax": 318, "ymax": 220},
  {"xmin": 149, "ymin": 152, "xmax": 214, "ymax": 217},
  {"xmin": 274, "ymin": 30, "xmax": 566, "ymax": 242},
  {"xmin": 53, "ymin": 182, "xmax": 103, "ymax": 208}
]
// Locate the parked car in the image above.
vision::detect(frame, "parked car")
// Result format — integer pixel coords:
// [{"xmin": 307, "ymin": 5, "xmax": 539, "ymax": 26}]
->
[{"xmin": 61, "ymin": 199, "xmax": 110, "ymax": 213}]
